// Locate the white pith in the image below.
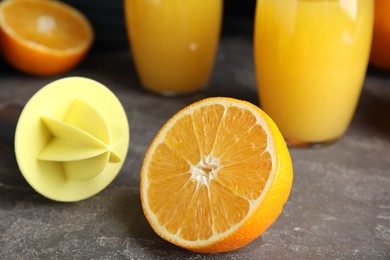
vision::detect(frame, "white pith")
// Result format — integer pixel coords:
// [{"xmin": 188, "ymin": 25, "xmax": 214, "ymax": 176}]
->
[
  {"xmin": 37, "ymin": 15, "xmax": 56, "ymax": 34},
  {"xmin": 142, "ymin": 98, "xmax": 276, "ymax": 247},
  {"xmin": 190, "ymin": 153, "xmax": 220, "ymax": 188}
]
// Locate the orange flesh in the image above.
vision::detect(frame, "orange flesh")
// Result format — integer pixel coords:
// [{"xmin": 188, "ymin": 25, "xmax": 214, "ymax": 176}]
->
[{"xmin": 146, "ymin": 104, "xmax": 272, "ymax": 241}]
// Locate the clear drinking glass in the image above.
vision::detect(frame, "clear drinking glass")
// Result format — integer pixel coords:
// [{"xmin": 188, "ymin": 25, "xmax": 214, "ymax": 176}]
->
[
  {"xmin": 124, "ymin": 0, "xmax": 223, "ymax": 96},
  {"xmin": 254, "ymin": 0, "xmax": 374, "ymax": 147}
]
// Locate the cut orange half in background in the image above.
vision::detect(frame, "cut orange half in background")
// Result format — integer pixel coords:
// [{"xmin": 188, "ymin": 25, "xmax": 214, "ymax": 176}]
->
[
  {"xmin": 0, "ymin": 0, "xmax": 93, "ymax": 76},
  {"xmin": 369, "ymin": 0, "xmax": 390, "ymax": 70},
  {"xmin": 140, "ymin": 97, "xmax": 293, "ymax": 253}
]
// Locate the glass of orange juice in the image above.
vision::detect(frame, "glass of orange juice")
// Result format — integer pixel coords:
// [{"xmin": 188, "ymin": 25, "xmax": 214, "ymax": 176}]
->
[
  {"xmin": 124, "ymin": 0, "xmax": 222, "ymax": 96},
  {"xmin": 254, "ymin": 0, "xmax": 374, "ymax": 147}
]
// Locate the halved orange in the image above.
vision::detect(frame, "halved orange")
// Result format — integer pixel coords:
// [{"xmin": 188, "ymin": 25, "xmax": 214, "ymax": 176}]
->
[
  {"xmin": 140, "ymin": 97, "xmax": 293, "ymax": 253},
  {"xmin": 0, "ymin": 0, "xmax": 93, "ymax": 76}
]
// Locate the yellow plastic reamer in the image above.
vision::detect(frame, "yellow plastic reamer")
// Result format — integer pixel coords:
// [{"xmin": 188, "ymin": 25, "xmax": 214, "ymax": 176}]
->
[{"xmin": 14, "ymin": 77, "xmax": 130, "ymax": 202}]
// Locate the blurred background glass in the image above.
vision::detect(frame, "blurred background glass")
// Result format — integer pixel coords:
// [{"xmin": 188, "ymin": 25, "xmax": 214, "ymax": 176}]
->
[{"xmin": 62, "ymin": 0, "xmax": 257, "ymax": 53}]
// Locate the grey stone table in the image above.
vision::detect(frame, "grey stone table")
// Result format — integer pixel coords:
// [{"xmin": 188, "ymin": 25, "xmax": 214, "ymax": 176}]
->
[{"xmin": 0, "ymin": 38, "xmax": 389, "ymax": 259}]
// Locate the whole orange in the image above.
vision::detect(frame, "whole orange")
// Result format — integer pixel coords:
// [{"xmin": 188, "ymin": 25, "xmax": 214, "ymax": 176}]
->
[{"xmin": 370, "ymin": 0, "xmax": 390, "ymax": 70}]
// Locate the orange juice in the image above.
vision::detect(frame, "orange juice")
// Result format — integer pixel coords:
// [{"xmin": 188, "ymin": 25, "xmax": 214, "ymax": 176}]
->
[
  {"xmin": 254, "ymin": 0, "xmax": 374, "ymax": 145},
  {"xmin": 124, "ymin": 0, "xmax": 222, "ymax": 95}
]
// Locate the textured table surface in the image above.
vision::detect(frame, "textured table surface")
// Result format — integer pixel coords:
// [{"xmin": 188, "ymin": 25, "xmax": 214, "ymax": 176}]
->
[{"xmin": 0, "ymin": 37, "xmax": 390, "ymax": 259}]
